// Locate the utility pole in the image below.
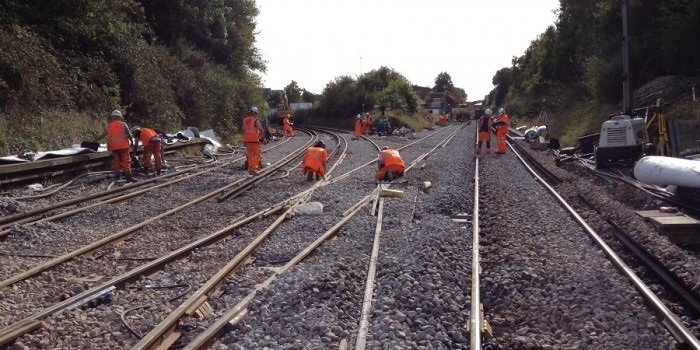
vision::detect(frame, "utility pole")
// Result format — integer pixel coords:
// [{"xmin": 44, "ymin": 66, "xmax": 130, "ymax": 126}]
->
[
  {"xmin": 359, "ymin": 55, "xmax": 363, "ymax": 76},
  {"xmin": 621, "ymin": 0, "xmax": 633, "ymax": 114}
]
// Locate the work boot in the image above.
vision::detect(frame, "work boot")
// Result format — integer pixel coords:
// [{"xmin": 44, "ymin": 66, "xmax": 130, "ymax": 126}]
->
[
  {"xmin": 385, "ymin": 171, "xmax": 394, "ymax": 181},
  {"xmin": 315, "ymin": 173, "xmax": 321, "ymax": 181},
  {"xmin": 156, "ymin": 169, "xmax": 162, "ymax": 176},
  {"xmin": 307, "ymin": 172, "xmax": 313, "ymax": 182},
  {"xmin": 115, "ymin": 172, "xmax": 122, "ymax": 181},
  {"xmin": 124, "ymin": 173, "xmax": 137, "ymax": 183}
]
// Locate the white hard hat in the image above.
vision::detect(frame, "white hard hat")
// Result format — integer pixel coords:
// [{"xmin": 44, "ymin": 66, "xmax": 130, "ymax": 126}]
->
[
  {"xmin": 109, "ymin": 109, "xmax": 123, "ymax": 118},
  {"xmin": 498, "ymin": 108, "xmax": 505, "ymax": 115},
  {"xmin": 485, "ymin": 109, "xmax": 493, "ymax": 115},
  {"xmin": 357, "ymin": 114, "xmax": 362, "ymax": 119},
  {"xmin": 250, "ymin": 106, "xmax": 258, "ymax": 114}
]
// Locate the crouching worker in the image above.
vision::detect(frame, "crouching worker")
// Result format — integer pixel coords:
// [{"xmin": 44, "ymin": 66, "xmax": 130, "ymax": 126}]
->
[
  {"xmin": 131, "ymin": 126, "xmax": 163, "ymax": 176},
  {"xmin": 302, "ymin": 140, "xmax": 329, "ymax": 181},
  {"xmin": 375, "ymin": 146, "xmax": 405, "ymax": 181}
]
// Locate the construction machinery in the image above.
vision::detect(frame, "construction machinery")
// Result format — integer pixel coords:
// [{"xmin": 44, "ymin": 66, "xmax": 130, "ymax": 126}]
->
[{"xmin": 594, "ymin": 114, "xmax": 649, "ymax": 168}]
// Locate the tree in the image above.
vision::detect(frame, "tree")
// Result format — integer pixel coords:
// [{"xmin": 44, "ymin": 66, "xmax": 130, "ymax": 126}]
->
[
  {"xmin": 284, "ymin": 80, "xmax": 302, "ymax": 103},
  {"xmin": 454, "ymin": 87, "xmax": 467, "ymax": 100},
  {"xmin": 378, "ymin": 76, "xmax": 419, "ymax": 113},
  {"xmin": 301, "ymin": 90, "xmax": 315, "ymax": 103},
  {"xmin": 433, "ymin": 72, "xmax": 454, "ymax": 92}
]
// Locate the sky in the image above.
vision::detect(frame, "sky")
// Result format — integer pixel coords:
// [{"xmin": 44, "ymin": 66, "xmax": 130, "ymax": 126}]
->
[{"xmin": 254, "ymin": 0, "xmax": 560, "ymax": 100}]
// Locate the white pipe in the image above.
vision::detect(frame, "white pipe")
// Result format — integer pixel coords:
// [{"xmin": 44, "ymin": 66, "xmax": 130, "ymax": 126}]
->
[{"xmin": 634, "ymin": 156, "xmax": 700, "ymax": 188}]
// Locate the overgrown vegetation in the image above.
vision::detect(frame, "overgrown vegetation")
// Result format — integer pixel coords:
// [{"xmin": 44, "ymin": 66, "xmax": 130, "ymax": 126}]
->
[
  {"xmin": 486, "ymin": 0, "xmax": 700, "ymax": 145},
  {"xmin": 0, "ymin": 0, "xmax": 265, "ymax": 154}
]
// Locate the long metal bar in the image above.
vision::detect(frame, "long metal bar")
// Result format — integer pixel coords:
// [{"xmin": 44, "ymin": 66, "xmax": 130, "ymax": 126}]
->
[
  {"xmin": 182, "ymin": 192, "xmax": 378, "ymax": 350},
  {"xmin": 354, "ymin": 198, "xmax": 384, "ymax": 350},
  {"xmin": 0, "ymin": 202, "xmax": 287, "ymax": 346},
  {"xmin": 509, "ymin": 142, "xmax": 700, "ymax": 349},
  {"xmin": 470, "ymin": 154, "xmax": 481, "ymax": 349},
  {"xmin": 0, "ymin": 137, "xmax": 315, "ymax": 289}
]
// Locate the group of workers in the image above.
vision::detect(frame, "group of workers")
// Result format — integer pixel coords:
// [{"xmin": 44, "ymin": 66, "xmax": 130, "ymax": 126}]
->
[
  {"xmin": 103, "ymin": 103, "xmax": 508, "ymax": 186},
  {"xmin": 353, "ymin": 113, "xmax": 375, "ymax": 140},
  {"xmin": 476, "ymin": 108, "xmax": 511, "ymax": 155},
  {"xmin": 101, "ymin": 109, "xmax": 164, "ymax": 182}
]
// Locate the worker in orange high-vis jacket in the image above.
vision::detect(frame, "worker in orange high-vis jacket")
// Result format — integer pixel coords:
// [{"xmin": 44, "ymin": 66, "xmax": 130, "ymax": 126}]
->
[
  {"xmin": 363, "ymin": 113, "xmax": 372, "ymax": 135},
  {"xmin": 427, "ymin": 111, "xmax": 434, "ymax": 130},
  {"xmin": 282, "ymin": 113, "xmax": 294, "ymax": 137},
  {"xmin": 242, "ymin": 106, "xmax": 266, "ymax": 175},
  {"xmin": 375, "ymin": 146, "xmax": 405, "ymax": 181},
  {"xmin": 354, "ymin": 114, "xmax": 363, "ymax": 140},
  {"xmin": 494, "ymin": 107, "xmax": 511, "ymax": 154},
  {"xmin": 476, "ymin": 109, "xmax": 494, "ymax": 155},
  {"xmin": 99, "ymin": 110, "xmax": 136, "ymax": 182},
  {"xmin": 302, "ymin": 140, "xmax": 329, "ymax": 181},
  {"xmin": 131, "ymin": 126, "xmax": 163, "ymax": 176},
  {"xmin": 438, "ymin": 112, "xmax": 448, "ymax": 126}
]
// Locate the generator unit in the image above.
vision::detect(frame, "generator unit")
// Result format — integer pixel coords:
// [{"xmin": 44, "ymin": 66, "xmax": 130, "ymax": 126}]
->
[{"xmin": 594, "ymin": 115, "xmax": 649, "ymax": 168}]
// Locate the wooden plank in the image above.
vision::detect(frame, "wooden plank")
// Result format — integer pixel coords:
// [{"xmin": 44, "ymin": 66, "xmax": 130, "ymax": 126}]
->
[
  {"xmin": 649, "ymin": 215, "xmax": 700, "ymax": 228},
  {"xmin": 636, "ymin": 210, "xmax": 681, "ymax": 218}
]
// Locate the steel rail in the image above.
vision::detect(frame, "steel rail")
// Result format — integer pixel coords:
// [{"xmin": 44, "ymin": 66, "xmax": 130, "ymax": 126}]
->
[
  {"xmin": 0, "ymin": 161, "xmax": 233, "ymax": 239},
  {"xmin": 508, "ymin": 143, "xmax": 700, "ymax": 349},
  {"xmin": 180, "ymin": 125, "xmax": 465, "ymax": 350},
  {"xmin": 133, "ymin": 130, "xmax": 350, "ymax": 350},
  {"xmin": 506, "ymin": 136, "xmax": 562, "ymax": 185},
  {"xmin": 577, "ymin": 195, "xmax": 700, "ymax": 315},
  {"xmin": 216, "ymin": 128, "xmax": 317, "ymax": 201},
  {"xmin": 180, "ymin": 189, "xmax": 380, "ymax": 350},
  {"xmin": 0, "ymin": 138, "xmax": 294, "ymax": 230},
  {"xmin": 0, "ymin": 202, "xmax": 290, "ymax": 347},
  {"xmin": 470, "ymin": 151, "xmax": 481, "ymax": 349},
  {"xmin": 0, "ymin": 132, "xmax": 332, "ymax": 347},
  {"xmin": 354, "ymin": 198, "xmax": 384, "ymax": 350},
  {"xmin": 0, "ymin": 134, "xmax": 316, "ymax": 289}
]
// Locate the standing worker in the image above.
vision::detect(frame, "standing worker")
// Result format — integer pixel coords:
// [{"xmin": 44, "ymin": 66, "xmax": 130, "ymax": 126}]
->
[
  {"xmin": 131, "ymin": 126, "xmax": 163, "ymax": 176},
  {"xmin": 427, "ymin": 111, "xmax": 434, "ymax": 130},
  {"xmin": 438, "ymin": 112, "xmax": 448, "ymax": 126},
  {"xmin": 302, "ymin": 140, "xmax": 329, "ymax": 181},
  {"xmin": 363, "ymin": 113, "xmax": 372, "ymax": 135},
  {"xmin": 354, "ymin": 114, "xmax": 363, "ymax": 140},
  {"xmin": 476, "ymin": 109, "xmax": 493, "ymax": 155},
  {"xmin": 375, "ymin": 146, "xmax": 405, "ymax": 181},
  {"xmin": 494, "ymin": 108, "xmax": 511, "ymax": 154},
  {"xmin": 99, "ymin": 110, "xmax": 136, "ymax": 182},
  {"xmin": 242, "ymin": 107, "xmax": 266, "ymax": 175},
  {"xmin": 282, "ymin": 113, "xmax": 294, "ymax": 137}
]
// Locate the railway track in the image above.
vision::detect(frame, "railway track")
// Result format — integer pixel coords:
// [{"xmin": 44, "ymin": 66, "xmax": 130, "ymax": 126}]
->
[
  {"xmin": 4, "ymin": 122, "xmax": 695, "ymax": 349},
  {"xmin": 508, "ymin": 137, "xmax": 700, "ymax": 317},
  {"xmin": 0, "ymin": 137, "xmax": 295, "ymax": 234},
  {"xmin": 486, "ymin": 139, "xmax": 699, "ymax": 348},
  {"xmin": 0, "ymin": 125, "xmax": 459, "ymax": 348}
]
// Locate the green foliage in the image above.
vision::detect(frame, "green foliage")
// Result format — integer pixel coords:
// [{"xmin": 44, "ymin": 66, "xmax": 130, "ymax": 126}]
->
[
  {"xmin": 378, "ymin": 77, "xmax": 420, "ymax": 113},
  {"xmin": 284, "ymin": 80, "xmax": 302, "ymax": 103},
  {"xmin": 317, "ymin": 76, "xmax": 361, "ymax": 120},
  {"xmin": 433, "ymin": 72, "xmax": 454, "ymax": 92},
  {"xmin": 487, "ymin": 0, "xmax": 700, "ymax": 143},
  {"xmin": 0, "ymin": 0, "xmax": 265, "ymax": 152},
  {"xmin": 301, "ymin": 90, "xmax": 315, "ymax": 103}
]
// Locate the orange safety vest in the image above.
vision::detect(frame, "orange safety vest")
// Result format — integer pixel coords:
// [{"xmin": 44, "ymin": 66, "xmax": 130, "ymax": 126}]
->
[
  {"xmin": 139, "ymin": 128, "xmax": 158, "ymax": 145},
  {"xmin": 479, "ymin": 116, "xmax": 492, "ymax": 132},
  {"xmin": 283, "ymin": 117, "xmax": 290, "ymax": 126},
  {"xmin": 303, "ymin": 147, "xmax": 329, "ymax": 172},
  {"xmin": 496, "ymin": 114, "xmax": 511, "ymax": 134},
  {"xmin": 107, "ymin": 120, "xmax": 129, "ymax": 151},
  {"xmin": 242, "ymin": 115, "xmax": 261, "ymax": 143},
  {"xmin": 380, "ymin": 149, "xmax": 405, "ymax": 168}
]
